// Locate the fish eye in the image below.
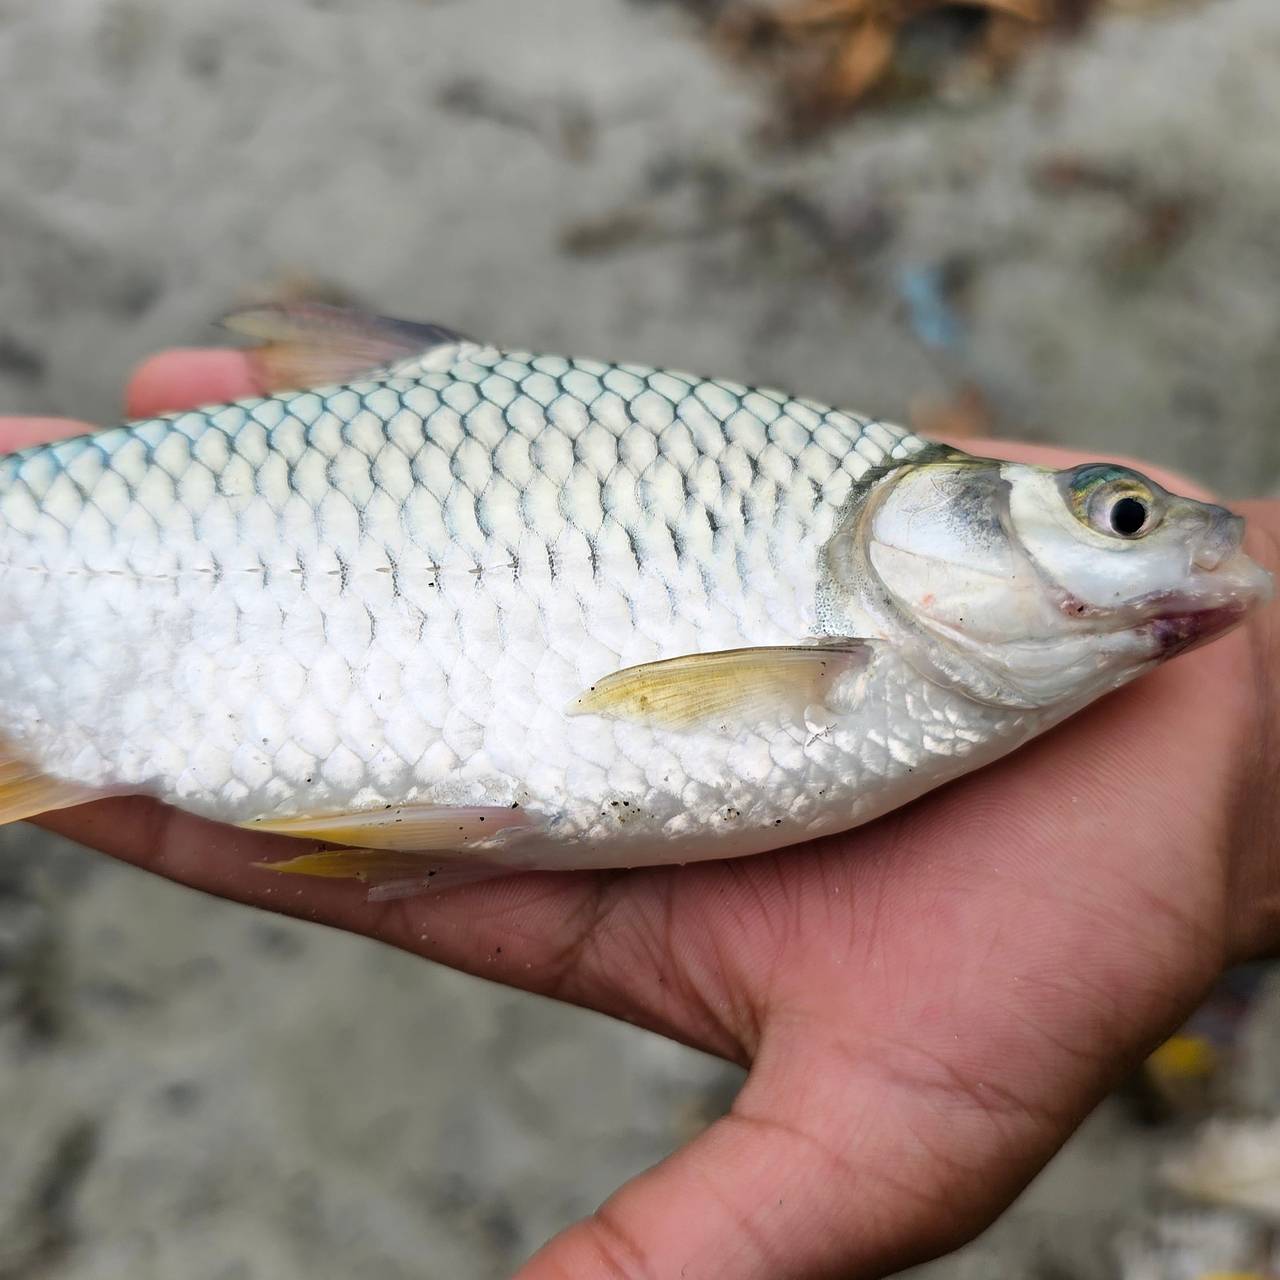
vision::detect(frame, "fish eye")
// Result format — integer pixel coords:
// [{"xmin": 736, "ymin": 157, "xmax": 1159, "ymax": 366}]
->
[
  {"xmin": 1059, "ymin": 465, "xmax": 1163, "ymax": 541},
  {"xmin": 1108, "ymin": 495, "xmax": 1149, "ymax": 537}
]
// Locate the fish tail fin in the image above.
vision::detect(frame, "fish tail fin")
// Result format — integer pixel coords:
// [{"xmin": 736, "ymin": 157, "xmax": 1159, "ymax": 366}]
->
[{"xmin": 0, "ymin": 754, "xmax": 100, "ymax": 824}]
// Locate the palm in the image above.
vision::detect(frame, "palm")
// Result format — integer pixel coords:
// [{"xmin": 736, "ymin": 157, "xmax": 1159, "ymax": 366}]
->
[{"xmin": 15, "ymin": 352, "xmax": 1273, "ymax": 1278}]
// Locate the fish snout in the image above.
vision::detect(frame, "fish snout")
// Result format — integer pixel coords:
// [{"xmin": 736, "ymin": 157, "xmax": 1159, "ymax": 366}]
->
[
  {"xmin": 1145, "ymin": 505, "xmax": 1272, "ymax": 656},
  {"xmin": 1185, "ymin": 503, "xmax": 1271, "ymax": 608},
  {"xmin": 1189, "ymin": 506, "xmax": 1244, "ymax": 572}
]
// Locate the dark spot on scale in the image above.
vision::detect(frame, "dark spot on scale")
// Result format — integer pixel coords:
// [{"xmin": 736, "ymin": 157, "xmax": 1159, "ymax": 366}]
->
[
  {"xmin": 478, "ymin": 816, "xmax": 485, "ymax": 822},
  {"xmin": 774, "ymin": 818, "xmax": 782, "ymax": 826},
  {"xmin": 495, "ymin": 946, "xmax": 502, "ymax": 955}
]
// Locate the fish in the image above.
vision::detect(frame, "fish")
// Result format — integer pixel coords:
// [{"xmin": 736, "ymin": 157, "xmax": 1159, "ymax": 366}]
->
[{"xmin": 0, "ymin": 303, "xmax": 1268, "ymax": 897}]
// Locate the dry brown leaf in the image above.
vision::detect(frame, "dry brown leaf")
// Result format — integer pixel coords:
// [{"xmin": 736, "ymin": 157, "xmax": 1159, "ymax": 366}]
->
[
  {"xmin": 828, "ymin": 18, "xmax": 897, "ymax": 102},
  {"xmin": 773, "ymin": 0, "xmax": 875, "ymax": 30},
  {"xmin": 709, "ymin": 0, "xmax": 1197, "ymax": 129},
  {"xmin": 963, "ymin": 0, "xmax": 1053, "ymax": 21},
  {"xmin": 743, "ymin": 0, "xmax": 1055, "ymax": 116}
]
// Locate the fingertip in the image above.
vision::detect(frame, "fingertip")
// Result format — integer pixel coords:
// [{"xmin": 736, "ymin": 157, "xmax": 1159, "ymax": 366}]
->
[
  {"xmin": 126, "ymin": 348, "xmax": 258, "ymax": 418},
  {"xmin": 0, "ymin": 417, "xmax": 96, "ymax": 452}
]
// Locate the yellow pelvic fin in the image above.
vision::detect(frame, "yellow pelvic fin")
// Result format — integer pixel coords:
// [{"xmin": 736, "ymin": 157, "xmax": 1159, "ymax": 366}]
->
[
  {"xmin": 221, "ymin": 302, "xmax": 468, "ymax": 393},
  {"xmin": 0, "ymin": 756, "xmax": 101, "ymax": 825},
  {"xmin": 240, "ymin": 803, "xmax": 534, "ymax": 852},
  {"xmin": 569, "ymin": 642, "xmax": 874, "ymax": 730}
]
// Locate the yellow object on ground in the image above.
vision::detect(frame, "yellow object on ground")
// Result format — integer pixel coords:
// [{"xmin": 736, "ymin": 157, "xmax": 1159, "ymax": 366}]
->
[{"xmin": 1148, "ymin": 1033, "xmax": 1218, "ymax": 1082}]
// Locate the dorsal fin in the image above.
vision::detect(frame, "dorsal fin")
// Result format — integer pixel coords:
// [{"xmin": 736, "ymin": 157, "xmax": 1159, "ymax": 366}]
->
[{"xmin": 221, "ymin": 303, "xmax": 470, "ymax": 393}]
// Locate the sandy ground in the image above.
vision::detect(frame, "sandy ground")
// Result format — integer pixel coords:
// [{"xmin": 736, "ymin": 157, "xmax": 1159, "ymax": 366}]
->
[{"xmin": 0, "ymin": 0, "xmax": 1277, "ymax": 1276}]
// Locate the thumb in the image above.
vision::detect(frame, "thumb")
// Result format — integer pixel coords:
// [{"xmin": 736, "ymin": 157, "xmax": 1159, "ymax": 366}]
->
[{"xmin": 513, "ymin": 1029, "xmax": 1013, "ymax": 1280}]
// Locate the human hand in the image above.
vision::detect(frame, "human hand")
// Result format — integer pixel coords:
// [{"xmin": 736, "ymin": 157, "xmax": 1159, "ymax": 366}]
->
[{"xmin": 13, "ymin": 351, "xmax": 1280, "ymax": 1279}]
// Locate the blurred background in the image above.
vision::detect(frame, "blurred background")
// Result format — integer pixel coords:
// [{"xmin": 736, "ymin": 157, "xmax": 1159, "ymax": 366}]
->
[{"xmin": 0, "ymin": 0, "xmax": 1277, "ymax": 1276}]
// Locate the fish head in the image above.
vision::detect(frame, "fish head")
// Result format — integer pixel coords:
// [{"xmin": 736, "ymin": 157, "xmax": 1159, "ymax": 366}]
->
[{"xmin": 851, "ymin": 456, "xmax": 1271, "ymax": 709}]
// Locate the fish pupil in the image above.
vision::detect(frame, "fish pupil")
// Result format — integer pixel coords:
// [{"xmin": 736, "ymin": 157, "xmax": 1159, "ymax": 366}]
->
[{"xmin": 1110, "ymin": 496, "xmax": 1148, "ymax": 536}]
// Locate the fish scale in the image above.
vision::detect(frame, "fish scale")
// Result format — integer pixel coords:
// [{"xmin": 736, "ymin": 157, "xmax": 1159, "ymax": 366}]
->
[
  {"xmin": 0, "ymin": 311, "xmax": 1262, "ymax": 879},
  {"xmin": 0, "ymin": 338, "xmax": 976, "ymax": 860}
]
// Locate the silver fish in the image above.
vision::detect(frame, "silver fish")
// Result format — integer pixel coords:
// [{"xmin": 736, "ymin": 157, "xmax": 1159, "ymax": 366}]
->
[{"xmin": 0, "ymin": 305, "xmax": 1267, "ymax": 895}]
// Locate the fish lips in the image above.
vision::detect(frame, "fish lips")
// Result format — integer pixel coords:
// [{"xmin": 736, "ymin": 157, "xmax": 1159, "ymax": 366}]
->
[
  {"xmin": 1138, "ymin": 554, "xmax": 1273, "ymax": 657},
  {"xmin": 1148, "ymin": 601, "xmax": 1256, "ymax": 657},
  {"xmin": 1053, "ymin": 552, "xmax": 1272, "ymax": 658}
]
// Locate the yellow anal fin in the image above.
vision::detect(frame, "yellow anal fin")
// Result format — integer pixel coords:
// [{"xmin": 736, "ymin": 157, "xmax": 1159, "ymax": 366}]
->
[
  {"xmin": 252, "ymin": 848, "xmax": 520, "ymax": 899},
  {"xmin": 569, "ymin": 642, "xmax": 874, "ymax": 731},
  {"xmin": 240, "ymin": 803, "xmax": 534, "ymax": 852},
  {"xmin": 222, "ymin": 302, "xmax": 468, "ymax": 393},
  {"xmin": 0, "ymin": 757, "xmax": 101, "ymax": 825},
  {"xmin": 253, "ymin": 849, "xmax": 428, "ymax": 882}
]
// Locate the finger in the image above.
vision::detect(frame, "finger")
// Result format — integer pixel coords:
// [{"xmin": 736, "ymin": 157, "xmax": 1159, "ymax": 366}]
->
[
  {"xmin": 126, "ymin": 348, "xmax": 258, "ymax": 418},
  {"xmin": 956, "ymin": 438, "xmax": 1213, "ymax": 501},
  {"xmin": 0, "ymin": 417, "xmax": 96, "ymax": 451},
  {"xmin": 37, "ymin": 788, "xmax": 774, "ymax": 1061},
  {"xmin": 33, "ymin": 797, "xmax": 683, "ymax": 1036}
]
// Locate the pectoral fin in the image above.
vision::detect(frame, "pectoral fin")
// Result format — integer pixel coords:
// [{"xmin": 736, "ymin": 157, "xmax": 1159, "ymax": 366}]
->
[
  {"xmin": 569, "ymin": 642, "xmax": 874, "ymax": 730},
  {"xmin": 0, "ymin": 756, "xmax": 102, "ymax": 825},
  {"xmin": 240, "ymin": 803, "xmax": 534, "ymax": 852},
  {"xmin": 222, "ymin": 302, "xmax": 469, "ymax": 392}
]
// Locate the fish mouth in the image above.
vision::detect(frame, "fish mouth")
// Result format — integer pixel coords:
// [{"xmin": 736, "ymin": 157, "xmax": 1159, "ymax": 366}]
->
[
  {"xmin": 1147, "ymin": 600, "xmax": 1255, "ymax": 657},
  {"xmin": 1140, "ymin": 553, "xmax": 1272, "ymax": 656}
]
